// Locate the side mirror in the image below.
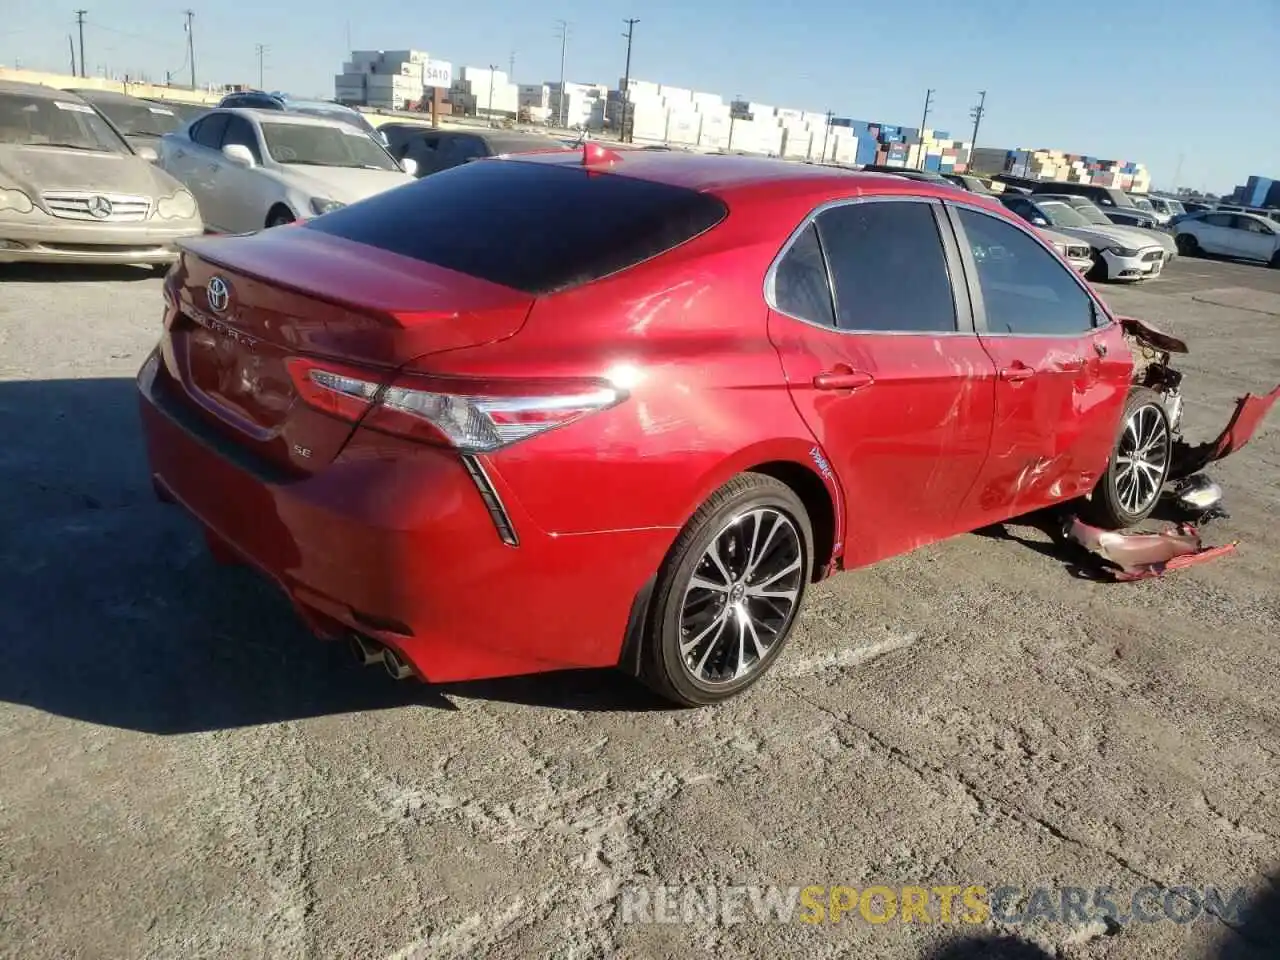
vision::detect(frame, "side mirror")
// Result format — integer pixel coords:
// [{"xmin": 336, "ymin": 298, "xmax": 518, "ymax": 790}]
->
[
  {"xmin": 136, "ymin": 144, "xmax": 159, "ymax": 163},
  {"xmin": 222, "ymin": 143, "xmax": 256, "ymax": 168},
  {"xmin": 1031, "ymin": 217, "xmax": 1049, "ymax": 227},
  {"xmin": 400, "ymin": 156, "xmax": 419, "ymax": 177}
]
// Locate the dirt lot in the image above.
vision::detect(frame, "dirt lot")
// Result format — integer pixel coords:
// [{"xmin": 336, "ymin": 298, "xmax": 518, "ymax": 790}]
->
[{"xmin": 1, "ymin": 257, "xmax": 1278, "ymax": 960}]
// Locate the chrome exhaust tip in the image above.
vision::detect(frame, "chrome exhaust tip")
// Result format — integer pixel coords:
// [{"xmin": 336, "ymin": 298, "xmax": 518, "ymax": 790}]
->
[
  {"xmin": 349, "ymin": 633, "xmax": 383, "ymax": 667},
  {"xmin": 382, "ymin": 646, "xmax": 414, "ymax": 681}
]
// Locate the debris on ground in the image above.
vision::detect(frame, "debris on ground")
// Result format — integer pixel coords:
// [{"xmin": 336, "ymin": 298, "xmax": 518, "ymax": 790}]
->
[{"xmin": 1065, "ymin": 515, "xmax": 1238, "ymax": 582}]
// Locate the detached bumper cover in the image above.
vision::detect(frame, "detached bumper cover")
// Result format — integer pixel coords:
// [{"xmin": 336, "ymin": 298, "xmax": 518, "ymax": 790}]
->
[
  {"xmin": 1170, "ymin": 385, "xmax": 1280, "ymax": 480},
  {"xmin": 1066, "ymin": 517, "xmax": 1236, "ymax": 581}
]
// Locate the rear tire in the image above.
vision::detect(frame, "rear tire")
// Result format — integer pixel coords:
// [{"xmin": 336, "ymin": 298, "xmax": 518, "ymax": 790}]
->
[
  {"xmin": 1084, "ymin": 387, "xmax": 1172, "ymax": 529},
  {"xmin": 639, "ymin": 474, "xmax": 812, "ymax": 707},
  {"xmin": 1176, "ymin": 233, "xmax": 1200, "ymax": 256}
]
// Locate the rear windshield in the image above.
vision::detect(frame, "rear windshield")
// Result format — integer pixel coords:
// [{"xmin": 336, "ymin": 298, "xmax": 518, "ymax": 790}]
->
[{"xmin": 305, "ymin": 159, "xmax": 729, "ymax": 294}]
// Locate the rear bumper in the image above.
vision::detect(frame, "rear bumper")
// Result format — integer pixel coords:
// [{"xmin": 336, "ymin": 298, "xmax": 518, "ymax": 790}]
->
[
  {"xmin": 0, "ymin": 220, "xmax": 201, "ymax": 265},
  {"xmin": 136, "ymin": 349, "xmax": 673, "ymax": 683}
]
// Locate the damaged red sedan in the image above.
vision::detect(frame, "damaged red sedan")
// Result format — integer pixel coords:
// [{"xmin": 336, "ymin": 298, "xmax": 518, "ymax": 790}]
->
[{"xmin": 137, "ymin": 149, "xmax": 1274, "ymax": 706}]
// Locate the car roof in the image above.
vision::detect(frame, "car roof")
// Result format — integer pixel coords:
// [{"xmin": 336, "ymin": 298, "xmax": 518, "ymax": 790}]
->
[
  {"xmin": 0, "ymin": 80, "xmax": 89, "ymax": 101},
  {"xmin": 285, "ymin": 98, "xmax": 359, "ymax": 112},
  {"xmin": 510, "ymin": 150, "xmax": 1000, "ymax": 206},
  {"xmin": 214, "ymin": 107, "xmax": 358, "ymax": 129}
]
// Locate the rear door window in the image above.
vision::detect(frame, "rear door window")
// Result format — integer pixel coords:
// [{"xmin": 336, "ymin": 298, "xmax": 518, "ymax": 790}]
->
[
  {"xmin": 813, "ymin": 200, "xmax": 957, "ymax": 332},
  {"xmin": 772, "ymin": 223, "xmax": 835, "ymax": 328},
  {"xmin": 305, "ymin": 159, "xmax": 728, "ymax": 294}
]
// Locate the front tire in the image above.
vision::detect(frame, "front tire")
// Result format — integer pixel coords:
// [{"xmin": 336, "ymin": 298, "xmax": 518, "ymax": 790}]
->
[
  {"xmin": 1085, "ymin": 387, "xmax": 1172, "ymax": 529},
  {"xmin": 1176, "ymin": 233, "xmax": 1200, "ymax": 256},
  {"xmin": 640, "ymin": 474, "xmax": 812, "ymax": 707},
  {"xmin": 1087, "ymin": 252, "xmax": 1110, "ymax": 282}
]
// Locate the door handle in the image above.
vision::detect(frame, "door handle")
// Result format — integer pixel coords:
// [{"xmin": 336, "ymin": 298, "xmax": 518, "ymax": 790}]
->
[
  {"xmin": 813, "ymin": 366, "xmax": 874, "ymax": 391},
  {"xmin": 999, "ymin": 364, "xmax": 1035, "ymax": 382}
]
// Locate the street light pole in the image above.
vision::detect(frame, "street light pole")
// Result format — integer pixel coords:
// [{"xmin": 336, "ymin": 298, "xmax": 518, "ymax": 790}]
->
[
  {"xmin": 554, "ymin": 19, "xmax": 569, "ymax": 128},
  {"xmin": 620, "ymin": 18, "xmax": 639, "ymax": 142},
  {"xmin": 487, "ymin": 64, "xmax": 497, "ymax": 121},
  {"xmin": 184, "ymin": 10, "xmax": 196, "ymax": 88}
]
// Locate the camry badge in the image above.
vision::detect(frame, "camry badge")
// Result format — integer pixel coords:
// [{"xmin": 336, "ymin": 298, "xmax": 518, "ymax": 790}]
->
[{"xmin": 207, "ymin": 276, "xmax": 230, "ymax": 312}]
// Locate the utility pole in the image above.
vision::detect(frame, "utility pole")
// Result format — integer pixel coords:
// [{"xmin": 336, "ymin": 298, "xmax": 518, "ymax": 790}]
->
[
  {"xmin": 255, "ymin": 43, "xmax": 267, "ymax": 89},
  {"xmin": 487, "ymin": 64, "xmax": 497, "ymax": 121},
  {"xmin": 820, "ymin": 109, "xmax": 834, "ymax": 163},
  {"xmin": 620, "ymin": 18, "xmax": 639, "ymax": 141},
  {"xmin": 917, "ymin": 88, "xmax": 934, "ymax": 169},
  {"xmin": 184, "ymin": 10, "xmax": 196, "ymax": 88},
  {"xmin": 554, "ymin": 19, "xmax": 569, "ymax": 128},
  {"xmin": 727, "ymin": 92, "xmax": 741, "ymax": 153},
  {"xmin": 969, "ymin": 90, "xmax": 986, "ymax": 159},
  {"xmin": 75, "ymin": 10, "xmax": 87, "ymax": 78},
  {"xmin": 508, "ymin": 50, "xmax": 515, "ymax": 79},
  {"xmin": 67, "ymin": 34, "xmax": 77, "ymax": 76}
]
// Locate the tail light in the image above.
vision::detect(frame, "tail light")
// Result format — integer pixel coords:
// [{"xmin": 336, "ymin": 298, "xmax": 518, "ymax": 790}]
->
[{"xmin": 285, "ymin": 356, "xmax": 625, "ymax": 452}]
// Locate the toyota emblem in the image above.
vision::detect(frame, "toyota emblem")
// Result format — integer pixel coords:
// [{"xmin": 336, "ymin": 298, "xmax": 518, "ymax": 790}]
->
[
  {"xmin": 207, "ymin": 276, "xmax": 230, "ymax": 312},
  {"xmin": 86, "ymin": 195, "xmax": 113, "ymax": 219}
]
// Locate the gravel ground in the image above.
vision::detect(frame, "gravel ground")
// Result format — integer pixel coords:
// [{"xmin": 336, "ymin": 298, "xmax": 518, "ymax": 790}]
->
[{"xmin": 1, "ymin": 257, "xmax": 1278, "ymax": 960}]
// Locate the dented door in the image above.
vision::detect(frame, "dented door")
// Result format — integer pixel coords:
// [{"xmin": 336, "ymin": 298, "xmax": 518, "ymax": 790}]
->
[
  {"xmin": 766, "ymin": 198, "xmax": 997, "ymax": 569},
  {"xmin": 946, "ymin": 204, "xmax": 1132, "ymax": 524}
]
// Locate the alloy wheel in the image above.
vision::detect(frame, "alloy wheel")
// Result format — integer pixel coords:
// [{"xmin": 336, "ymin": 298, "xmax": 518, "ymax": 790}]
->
[
  {"xmin": 1115, "ymin": 404, "xmax": 1169, "ymax": 515},
  {"xmin": 678, "ymin": 508, "xmax": 804, "ymax": 686}
]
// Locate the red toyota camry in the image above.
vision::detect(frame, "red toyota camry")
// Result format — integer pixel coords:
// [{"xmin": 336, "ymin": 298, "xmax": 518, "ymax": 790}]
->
[{"xmin": 138, "ymin": 148, "xmax": 1179, "ymax": 706}]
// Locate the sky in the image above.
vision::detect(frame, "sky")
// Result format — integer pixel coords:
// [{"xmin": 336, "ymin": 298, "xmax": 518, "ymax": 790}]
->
[{"xmin": 2, "ymin": 0, "xmax": 1277, "ymax": 192}]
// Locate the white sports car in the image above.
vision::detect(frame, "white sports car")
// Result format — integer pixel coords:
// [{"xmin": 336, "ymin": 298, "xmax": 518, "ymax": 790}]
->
[
  {"xmin": 156, "ymin": 108, "xmax": 416, "ymax": 234},
  {"xmin": 1002, "ymin": 196, "xmax": 1167, "ymax": 282}
]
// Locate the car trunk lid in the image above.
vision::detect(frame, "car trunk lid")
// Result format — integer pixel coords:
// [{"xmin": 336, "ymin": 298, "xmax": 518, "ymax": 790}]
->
[{"xmin": 160, "ymin": 228, "xmax": 534, "ymax": 474}]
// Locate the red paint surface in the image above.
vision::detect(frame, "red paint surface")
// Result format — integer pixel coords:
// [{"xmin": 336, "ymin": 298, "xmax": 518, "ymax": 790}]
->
[{"xmin": 138, "ymin": 159, "xmax": 1163, "ymax": 683}]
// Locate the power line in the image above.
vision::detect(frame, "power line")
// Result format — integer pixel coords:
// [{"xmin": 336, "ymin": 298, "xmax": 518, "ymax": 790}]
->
[
  {"xmin": 75, "ymin": 10, "xmax": 87, "ymax": 78},
  {"xmin": 620, "ymin": 18, "xmax": 638, "ymax": 142}
]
